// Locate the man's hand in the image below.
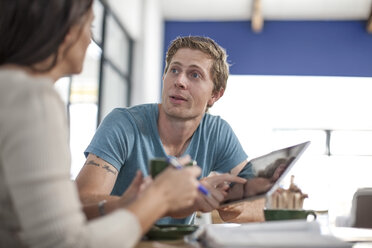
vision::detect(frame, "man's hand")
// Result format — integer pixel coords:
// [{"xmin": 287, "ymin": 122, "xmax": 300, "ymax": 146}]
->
[
  {"xmin": 216, "ymin": 159, "xmax": 267, "ymax": 223},
  {"xmin": 244, "ymin": 177, "xmax": 273, "ymax": 197},
  {"xmin": 218, "ymin": 198, "xmax": 266, "ymax": 223},
  {"xmin": 196, "ymin": 173, "xmax": 247, "ymax": 212},
  {"xmin": 167, "ymin": 173, "xmax": 246, "ymax": 217}
]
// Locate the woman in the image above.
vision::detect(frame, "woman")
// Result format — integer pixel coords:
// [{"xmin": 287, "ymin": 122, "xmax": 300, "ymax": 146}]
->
[{"xmin": 0, "ymin": 1, "xmax": 201, "ymax": 247}]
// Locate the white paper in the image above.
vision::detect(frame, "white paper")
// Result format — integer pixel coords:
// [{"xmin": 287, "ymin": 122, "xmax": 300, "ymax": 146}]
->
[{"xmin": 188, "ymin": 220, "xmax": 352, "ymax": 248}]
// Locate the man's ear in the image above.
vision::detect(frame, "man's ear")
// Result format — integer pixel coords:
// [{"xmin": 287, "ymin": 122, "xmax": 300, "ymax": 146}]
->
[{"xmin": 207, "ymin": 88, "xmax": 225, "ymax": 107}]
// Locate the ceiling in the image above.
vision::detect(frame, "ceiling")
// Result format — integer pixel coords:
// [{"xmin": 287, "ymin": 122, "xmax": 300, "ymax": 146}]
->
[{"xmin": 160, "ymin": 0, "xmax": 372, "ymax": 21}]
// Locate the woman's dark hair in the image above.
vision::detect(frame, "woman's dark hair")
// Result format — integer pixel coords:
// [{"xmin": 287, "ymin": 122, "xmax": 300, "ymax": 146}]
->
[{"xmin": 0, "ymin": 0, "xmax": 93, "ymax": 71}]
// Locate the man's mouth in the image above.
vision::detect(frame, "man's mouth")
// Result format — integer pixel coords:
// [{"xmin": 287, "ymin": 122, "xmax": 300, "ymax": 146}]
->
[{"xmin": 170, "ymin": 95, "xmax": 187, "ymax": 101}]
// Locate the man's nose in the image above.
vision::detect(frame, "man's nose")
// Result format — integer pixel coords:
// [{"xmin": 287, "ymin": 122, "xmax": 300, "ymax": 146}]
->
[{"xmin": 175, "ymin": 73, "xmax": 187, "ymax": 89}]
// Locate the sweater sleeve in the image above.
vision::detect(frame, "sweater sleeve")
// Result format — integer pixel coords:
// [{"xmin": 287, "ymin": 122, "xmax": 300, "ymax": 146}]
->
[{"xmin": 1, "ymin": 79, "xmax": 141, "ymax": 248}]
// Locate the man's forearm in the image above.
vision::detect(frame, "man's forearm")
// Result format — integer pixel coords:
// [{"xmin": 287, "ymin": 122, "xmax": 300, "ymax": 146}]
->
[{"xmin": 218, "ymin": 198, "xmax": 265, "ymax": 223}]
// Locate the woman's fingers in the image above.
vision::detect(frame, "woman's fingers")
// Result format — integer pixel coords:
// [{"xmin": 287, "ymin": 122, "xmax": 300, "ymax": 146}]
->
[{"xmin": 177, "ymin": 155, "xmax": 192, "ymax": 166}]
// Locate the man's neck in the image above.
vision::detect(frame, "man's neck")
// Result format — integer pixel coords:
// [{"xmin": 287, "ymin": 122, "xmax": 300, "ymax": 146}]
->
[{"xmin": 157, "ymin": 104, "xmax": 203, "ymax": 157}]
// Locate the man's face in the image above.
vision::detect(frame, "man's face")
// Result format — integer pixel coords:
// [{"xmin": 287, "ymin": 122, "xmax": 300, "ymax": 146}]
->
[{"xmin": 161, "ymin": 48, "xmax": 219, "ymax": 120}]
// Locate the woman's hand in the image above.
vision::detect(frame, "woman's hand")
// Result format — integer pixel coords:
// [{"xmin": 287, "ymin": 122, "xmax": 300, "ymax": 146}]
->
[
  {"xmin": 153, "ymin": 165, "xmax": 201, "ymax": 212},
  {"xmin": 125, "ymin": 157, "xmax": 201, "ymax": 232},
  {"xmin": 118, "ymin": 171, "xmax": 152, "ymax": 207}
]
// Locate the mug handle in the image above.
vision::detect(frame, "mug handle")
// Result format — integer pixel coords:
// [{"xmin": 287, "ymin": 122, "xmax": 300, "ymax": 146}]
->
[{"xmin": 306, "ymin": 211, "xmax": 317, "ymax": 221}]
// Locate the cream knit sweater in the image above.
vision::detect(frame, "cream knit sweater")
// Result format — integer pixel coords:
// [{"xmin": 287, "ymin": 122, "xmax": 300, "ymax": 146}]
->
[{"xmin": 0, "ymin": 69, "xmax": 141, "ymax": 248}]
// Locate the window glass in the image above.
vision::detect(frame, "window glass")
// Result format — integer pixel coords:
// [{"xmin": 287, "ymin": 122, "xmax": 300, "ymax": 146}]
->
[
  {"xmin": 54, "ymin": 77, "xmax": 71, "ymax": 105},
  {"xmin": 104, "ymin": 14, "xmax": 130, "ymax": 75},
  {"xmin": 272, "ymin": 129, "xmax": 327, "ymax": 155},
  {"xmin": 210, "ymin": 75, "xmax": 372, "ymax": 223},
  {"xmin": 92, "ymin": 0, "xmax": 104, "ymax": 45},
  {"xmin": 68, "ymin": 42, "xmax": 101, "ymax": 178},
  {"xmin": 100, "ymin": 64, "xmax": 129, "ymax": 120},
  {"xmin": 331, "ymin": 130, "xmax": 372, "ymax": 156},
  {"xmin": 70, "ymin": 42, "xmax": 101, "ymax": 104},
  {"xmin": 69, "ymin": 103, "xmax": 98, "ymax": 178}
]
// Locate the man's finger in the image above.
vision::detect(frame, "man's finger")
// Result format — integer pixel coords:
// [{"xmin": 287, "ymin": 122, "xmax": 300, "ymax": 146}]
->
[{"xmin": 205, "ymin": 173, "xmax": 247, "ymax": 187}]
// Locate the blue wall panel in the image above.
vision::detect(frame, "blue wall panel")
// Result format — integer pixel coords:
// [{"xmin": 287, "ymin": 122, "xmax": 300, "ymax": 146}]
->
[{"xmin": 164, "ymin": 21, "xmax": 372, "ymax": 77}]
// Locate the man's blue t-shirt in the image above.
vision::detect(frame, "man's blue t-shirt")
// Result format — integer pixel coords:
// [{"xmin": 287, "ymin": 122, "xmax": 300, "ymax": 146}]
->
[{"xmin": 85, "ymin": 104, "xmax": 247, "ymax": 224}]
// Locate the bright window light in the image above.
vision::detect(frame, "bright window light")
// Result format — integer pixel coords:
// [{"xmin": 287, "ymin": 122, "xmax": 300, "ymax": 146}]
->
[{"xmin": 210, "ymin": 75, "xmax": 372, "ymax": 224}]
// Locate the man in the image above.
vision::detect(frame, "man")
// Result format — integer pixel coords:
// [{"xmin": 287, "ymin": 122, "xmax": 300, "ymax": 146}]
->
[{"xmin": 76, "ymin": 36, "xmax": 250, "ymax": 224}]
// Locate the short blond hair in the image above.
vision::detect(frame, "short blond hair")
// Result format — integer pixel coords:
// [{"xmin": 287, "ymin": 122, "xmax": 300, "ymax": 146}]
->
[{"xmin": 164, "ymin": 36, "xmax": 229, "ymax": 94}]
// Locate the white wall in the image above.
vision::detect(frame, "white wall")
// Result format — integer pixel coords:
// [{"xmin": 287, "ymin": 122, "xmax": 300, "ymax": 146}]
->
[{"xmin": 107, "ymin": 0, "xmax": 142, "ymax": 39}]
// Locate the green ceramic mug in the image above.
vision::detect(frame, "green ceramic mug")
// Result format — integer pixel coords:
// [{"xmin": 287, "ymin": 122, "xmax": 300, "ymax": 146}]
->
[
  {"xmin": 264, "ymin": 209, "xmax": 317, "ymax": 221},
  {"xmin": 149, "ymin": 158, "xmax": 169, "ymax": 178},
  {"xmin": 148, "ymin": 158, "xmax": 196, "ymax": 178}
]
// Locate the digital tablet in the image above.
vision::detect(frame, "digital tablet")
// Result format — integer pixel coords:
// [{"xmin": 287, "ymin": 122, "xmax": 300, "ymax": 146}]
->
[{"xmin": 220, "ymin": 141, "xmax": 310, "ymax": 207}]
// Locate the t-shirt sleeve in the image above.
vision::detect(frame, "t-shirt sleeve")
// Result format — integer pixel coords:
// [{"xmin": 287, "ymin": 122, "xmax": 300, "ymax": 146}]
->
[
  {"xmin": 85, "ymin": 109, "xmax": 135, "ymax": 171},
  {"xmin": 237, "ymin": 161, "xmax": 255, "ymax": 179},
  {"xmin": 213, "ymin": 119, "xmax": 248, "ymax": 173}
]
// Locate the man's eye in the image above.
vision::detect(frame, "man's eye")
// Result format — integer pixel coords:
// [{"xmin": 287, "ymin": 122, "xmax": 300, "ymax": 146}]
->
[
  {"xmin": 171, "ymin": 68, "xmax": 178, "ymax": 73},
  {"xmin": 191, "ymin": 72, "xmax": 200, "ymax": 78}
]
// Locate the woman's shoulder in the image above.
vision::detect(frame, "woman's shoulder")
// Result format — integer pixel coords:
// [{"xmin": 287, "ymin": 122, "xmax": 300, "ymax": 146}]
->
[
  {"xmin": 0, "ymin": 69, "xmax": 55, "ymax": 97},
  {"xmin": 0, "ymin": 69, "xmax": 58, "ymax": 107}
]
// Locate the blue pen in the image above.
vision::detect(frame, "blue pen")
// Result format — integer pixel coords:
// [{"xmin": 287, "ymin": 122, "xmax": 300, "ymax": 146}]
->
[{"xmin": 166, "ymin": 157, "xmax": 210, "ymax": 197}]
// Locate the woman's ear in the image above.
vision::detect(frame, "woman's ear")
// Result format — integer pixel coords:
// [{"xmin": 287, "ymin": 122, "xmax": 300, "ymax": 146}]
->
[
  {"xmin": 61, "ymin": 20, "xmax": 82, "ymax": 50},
  {"xmin": 57, "ymin": 28, "xmax": 73, "ymax": 57}
]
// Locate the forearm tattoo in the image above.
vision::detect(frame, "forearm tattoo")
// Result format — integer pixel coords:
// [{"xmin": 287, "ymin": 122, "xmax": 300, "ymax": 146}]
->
[{"xmin": 85, "ymin": 155, "xmax": 117, "ymax": 176}]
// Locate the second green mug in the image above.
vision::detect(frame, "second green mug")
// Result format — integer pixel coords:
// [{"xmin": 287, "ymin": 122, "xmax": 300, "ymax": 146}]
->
[{"xmin": 264, "ymin": 209, "xmax": 317, "ymax": 221}]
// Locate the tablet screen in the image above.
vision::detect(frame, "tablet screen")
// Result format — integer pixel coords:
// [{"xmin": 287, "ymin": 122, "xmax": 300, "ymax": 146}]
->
[{"xmin": 220, "ymin": 141, "xmax": 310, "ymax": 206}]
